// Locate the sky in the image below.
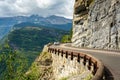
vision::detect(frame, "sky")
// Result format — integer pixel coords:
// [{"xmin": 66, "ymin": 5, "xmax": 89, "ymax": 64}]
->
[{"xmin": 0, "ymin": 0, "xmax": 75, "ymax": 19}]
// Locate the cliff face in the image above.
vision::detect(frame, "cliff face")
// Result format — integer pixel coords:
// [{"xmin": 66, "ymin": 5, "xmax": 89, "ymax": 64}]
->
[
  {"xmin": 72, "ymin": 0, "xmax": 120, "ymax": 49},
  {"xmin": 26, "ymin": 45, "xmax": 54, "ymax": 80}
]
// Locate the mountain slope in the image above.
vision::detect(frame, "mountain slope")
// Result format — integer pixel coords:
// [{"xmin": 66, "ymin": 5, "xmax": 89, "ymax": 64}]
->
[
  {"xmin": 8, "ymin": 26, "xmax": 68, "ymax": 51},
  {"xmin": 0, "ymin": 15, "xmax": 72, "ymax": 40},
  {"xmin": 13, "ymin": 22, "xmax": 72, "ymax": 31},
  {"xmin": 0, "ymin": 26, "xmax": 68, "ymax": 79}
]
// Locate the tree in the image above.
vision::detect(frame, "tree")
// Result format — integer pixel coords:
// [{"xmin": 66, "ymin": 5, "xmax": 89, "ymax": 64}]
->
[
  {"xmin": 61, "ymin": 28, "xmax": 73, "ymax": 43},
  {"xmin": 0, "ymin": 46, "xmax": 28, "ymax": 80}
]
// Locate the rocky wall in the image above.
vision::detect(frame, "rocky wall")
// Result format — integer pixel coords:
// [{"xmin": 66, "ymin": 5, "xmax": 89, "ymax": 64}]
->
[
  {"xmin": 52, "ymin": 53, "xmax": 92, "ymax": 80},
  {"xmin": 72, "ymin": 0, "xmax": 120, "ymax": 49}
]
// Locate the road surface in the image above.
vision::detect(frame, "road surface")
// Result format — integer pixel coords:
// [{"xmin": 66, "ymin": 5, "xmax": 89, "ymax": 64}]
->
[{"xmin": 51, "ymin": 44, "xmax": 120, "ymax": 80}]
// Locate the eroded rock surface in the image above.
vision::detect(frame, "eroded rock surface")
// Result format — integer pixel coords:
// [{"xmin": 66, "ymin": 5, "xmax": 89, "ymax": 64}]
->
[{"xmin": 72, "ymin": 0, "xmax": 120, "ymax": 50}]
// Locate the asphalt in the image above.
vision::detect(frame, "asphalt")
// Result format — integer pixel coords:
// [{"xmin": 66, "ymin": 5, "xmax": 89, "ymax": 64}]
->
[{"xmin": 51, "ymin": 44, "xmax": 120, "ymax": 80}]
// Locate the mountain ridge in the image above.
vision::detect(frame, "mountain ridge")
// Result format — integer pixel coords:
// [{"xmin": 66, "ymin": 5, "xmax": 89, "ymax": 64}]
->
[{"xmin": 0, "ymin": 15, "xmax": 72, "ymax": 39}]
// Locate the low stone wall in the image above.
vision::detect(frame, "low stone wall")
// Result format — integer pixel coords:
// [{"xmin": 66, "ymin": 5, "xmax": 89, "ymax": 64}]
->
[
  {"xmin": 52, "ymin": 51, "xmax": 92, "ymax": 80},
  {"xmin": 48, "ymin": 46, "xmax": 104, "ymax": 80}
]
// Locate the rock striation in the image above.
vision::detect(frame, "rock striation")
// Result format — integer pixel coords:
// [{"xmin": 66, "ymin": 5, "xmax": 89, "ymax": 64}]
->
[{"xmin": 72, "ymin": 0, "xmax": 120, "ymax": 49}]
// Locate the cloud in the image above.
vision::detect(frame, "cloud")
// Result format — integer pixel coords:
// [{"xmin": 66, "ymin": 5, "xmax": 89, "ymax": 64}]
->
[{"xmin": 0, "ymin": 0, "xmax": 74, "ymax": 18}]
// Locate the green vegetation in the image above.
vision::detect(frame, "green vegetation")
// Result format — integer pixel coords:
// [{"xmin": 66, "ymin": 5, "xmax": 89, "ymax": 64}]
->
[
  {"xmin": 0, "ymin": 26, "xmax": 68, "ymax": 79},
  {"xmin": 0, "ymin": 45, "xmax": 27, "ymax": 80},
  {"xmin": 26, "ymin": 52, "xmax": 53, "ymax": 80},
  {"xmin": 61, "ymin": 35, "xmax": 71, "ymax": 43},
  {"xmin": 26, "ymin": 63, "xmax": 40, "ymax": 80},
  {"xmin": 60, "ymin": 77, "xmax": 68, "ymax": 80},
  {"xmin": 0, "ymin": 46, "xmax": 53, "ymax": 80},
  {"xmin": 83, "ymin": 74, "xmax": 93, "ymax": 80},
  {"xmin": 61, "ymin": 28, "xmax": 73, "ymax": 43},
  {"xmin": 8, "ymin": 27, "xmax": 68, "ymax": 51}
]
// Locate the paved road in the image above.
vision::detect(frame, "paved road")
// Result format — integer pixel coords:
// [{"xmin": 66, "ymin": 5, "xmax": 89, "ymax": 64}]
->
[{"xmin": 51, "ymin": 44, "xmax": 120, "ymax": 80}]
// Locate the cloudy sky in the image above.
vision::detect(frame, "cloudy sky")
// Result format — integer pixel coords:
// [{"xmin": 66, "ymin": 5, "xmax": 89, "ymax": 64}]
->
[{"xmin": 0, "ymin": 0, "xmax": 75, "ymax": 19}]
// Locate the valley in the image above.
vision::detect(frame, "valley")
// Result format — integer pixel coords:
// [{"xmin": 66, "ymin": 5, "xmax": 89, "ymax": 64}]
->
[{"xmin": 0, "ymin": 24, "xmax": 70, "ymax": 79}]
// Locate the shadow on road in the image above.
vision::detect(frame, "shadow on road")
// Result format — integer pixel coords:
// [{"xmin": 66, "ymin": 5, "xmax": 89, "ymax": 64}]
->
[{"xmin": 104, "ymin": 66, "xmax": 114, "ymax": 80}]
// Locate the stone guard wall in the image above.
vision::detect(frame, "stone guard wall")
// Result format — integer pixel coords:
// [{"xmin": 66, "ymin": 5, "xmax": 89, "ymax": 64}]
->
[{"xmin": 48, "ymin": 46, "xmax": 104, "ymax": 80}]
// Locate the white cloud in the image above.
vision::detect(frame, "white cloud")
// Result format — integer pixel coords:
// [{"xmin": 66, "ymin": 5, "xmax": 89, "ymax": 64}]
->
[
  {"xmin": 36, "ymin": 0, "xmax": 55, "ymax": 8},
  {"xmin": 0, "ymin": 0, "xmax": 74, "ymax": 18}
]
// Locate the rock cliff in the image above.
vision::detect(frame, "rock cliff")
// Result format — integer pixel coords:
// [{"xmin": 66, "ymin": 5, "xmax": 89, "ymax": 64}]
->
[
  {"xmin": 26, "ymin": 45, "xmax": 93, "ymax": 80},
  {"xmin": 72, "ymin": 0, "xmax": 120, "ymax": 49},
  {"xmin": 26, "ymin": 45, "xmax": 54, "ymax": 80}
]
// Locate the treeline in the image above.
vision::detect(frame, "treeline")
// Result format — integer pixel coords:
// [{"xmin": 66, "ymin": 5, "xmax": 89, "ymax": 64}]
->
[{"xmin": 61, "ymin": 28, "xmax": 73, "ymax": 43}]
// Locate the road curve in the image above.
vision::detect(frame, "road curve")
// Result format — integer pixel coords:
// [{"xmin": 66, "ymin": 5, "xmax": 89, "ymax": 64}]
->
[{"xmin": 51, "ymin": 43, "xmax": 120, "ymax": 80}]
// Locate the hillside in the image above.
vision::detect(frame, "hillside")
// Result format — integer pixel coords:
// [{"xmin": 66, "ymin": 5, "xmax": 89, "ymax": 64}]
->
[
  {"xmin": 13, "ymin": 22, "xmax": 72, "ymax": 31},
  {"xmin": 8, "ymin": 26, "xmax": 68, "ymax": 51},
  {"xmin": 0, "ymin": 26, "xmax": 68, "ymax": 80},
  {"xmin": 7, "ymin": 26, "xmax": 68, "ymax": 67}
]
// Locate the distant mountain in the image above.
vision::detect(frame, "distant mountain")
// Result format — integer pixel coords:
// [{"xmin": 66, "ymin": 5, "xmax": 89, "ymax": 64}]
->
[
  {"xmin": 0, "ymin": 15, "xmax": 72, "ymax": 39},
  {"xmin": 45, "ymin": 15, "xmax": 71, "ymax": 24},
  {"xmin": 13, "ymin": 22, "xmax": 72, "ymax": 31}
]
